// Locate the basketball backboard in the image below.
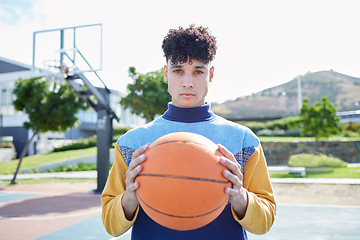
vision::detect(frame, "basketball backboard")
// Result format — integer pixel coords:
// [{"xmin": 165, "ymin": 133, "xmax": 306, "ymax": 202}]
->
[{"xmin": 32, "ymin": 23, "xmax": 102, "ymax": 77}]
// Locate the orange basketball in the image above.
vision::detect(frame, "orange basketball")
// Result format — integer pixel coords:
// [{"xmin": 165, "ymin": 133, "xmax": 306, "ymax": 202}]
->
[{"xmin": 136, "ymin": 132, "xmax": 231, "ymax": 231}]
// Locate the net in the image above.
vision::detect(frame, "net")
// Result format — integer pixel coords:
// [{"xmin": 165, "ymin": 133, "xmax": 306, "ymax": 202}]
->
[{"xmin": 42, "ymin": 59, "xmax": 67, "ymax": 85}]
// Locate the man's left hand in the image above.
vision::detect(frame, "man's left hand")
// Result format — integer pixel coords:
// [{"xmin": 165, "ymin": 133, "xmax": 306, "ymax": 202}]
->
[{"xmin": 218, "ymin": 144, "xmax": 249, "ymax": 219}]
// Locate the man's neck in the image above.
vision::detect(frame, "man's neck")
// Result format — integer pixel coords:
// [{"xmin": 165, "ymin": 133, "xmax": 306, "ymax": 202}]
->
[{"xmin": 162, "ymin": 103, "xmax": 215, "ymax": 123}]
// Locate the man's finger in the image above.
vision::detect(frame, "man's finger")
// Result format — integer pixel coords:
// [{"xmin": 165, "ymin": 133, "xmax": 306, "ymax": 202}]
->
[
  {"xmin": 217, "ymin": 144, "xmax": 236, "ymax": 162},
  {"xmin": 128, "ymin": 144, "xmax": 150, "ymax": 170},
  {"xmin": 132, "ymin": 143, "xmax": 150, "ymax": 160}
]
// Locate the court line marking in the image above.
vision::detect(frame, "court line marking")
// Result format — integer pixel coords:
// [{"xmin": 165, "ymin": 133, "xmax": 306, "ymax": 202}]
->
[
  {"xmin": 278, "ymin": 203, "xmax": 360, "ymax": 209},
  {"xmin": 0, "ymin": 208, "xmax": 101, "ymax": 221}
]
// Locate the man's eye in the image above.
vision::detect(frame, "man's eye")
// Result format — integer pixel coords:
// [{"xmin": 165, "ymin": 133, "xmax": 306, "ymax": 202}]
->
[
  {"xmin": 174, "ymin": 69, "xmax": 182, "ymax": 73},
  {"xmin": 195, "ymin": 71, "xmax": 204, "ymax": 74}
]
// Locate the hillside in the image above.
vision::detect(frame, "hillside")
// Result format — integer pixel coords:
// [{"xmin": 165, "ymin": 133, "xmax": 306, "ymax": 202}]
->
[{"xmin": 212, "ymin": 70, "xmax": 360, "ymax": 120}]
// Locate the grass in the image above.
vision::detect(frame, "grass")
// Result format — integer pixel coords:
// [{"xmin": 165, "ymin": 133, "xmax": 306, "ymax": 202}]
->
[
  {"xmin": 45, "ymin": 163, "xmax": 112, "ymax": 173},
  {"xmin": 0, "ymin": 178, "xmax": 96, "ymax": 187},
  {"xmin": 46, "ymin": 163, "xmax": 98, "ymax": 172},
  {"xmin": 289, "ymin": 154, "xmax": 348, "ymax": 167},
  {"xmin": 269, "ymin": 166, "xmax": 360, "ymax": 178},
  {"xmin": 271, "ymin": 153, "xmax": 359, "ymax": 178},
  {"xmin": 260, "ymin": 135, "xmax": 360, "ymax": 142},
  {"xmin": 0, "ymin": 147, "xmax": 97, "ymax": 175}
]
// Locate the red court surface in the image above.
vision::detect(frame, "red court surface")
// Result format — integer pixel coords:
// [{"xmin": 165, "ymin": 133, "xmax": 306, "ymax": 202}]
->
[{"xmin": 0, "ymin": 181, "xmax": 110, "ymax": 240}]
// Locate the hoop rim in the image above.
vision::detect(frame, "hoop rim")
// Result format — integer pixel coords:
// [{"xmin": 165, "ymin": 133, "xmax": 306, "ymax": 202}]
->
[{"xmin": 43, "ymin": 59, "xmax": 71, "ymax": 74}]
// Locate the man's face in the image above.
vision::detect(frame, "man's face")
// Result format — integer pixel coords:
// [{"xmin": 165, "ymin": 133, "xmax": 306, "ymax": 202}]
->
[{"xmin": 164, "ymin": 59, "xmax": 214, "ymax": 108}]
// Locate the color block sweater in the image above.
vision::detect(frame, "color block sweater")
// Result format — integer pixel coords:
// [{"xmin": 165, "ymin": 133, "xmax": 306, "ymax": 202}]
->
[{"xmin": 101, "ymin": 103, "xmax": 276, "ymax": 239}]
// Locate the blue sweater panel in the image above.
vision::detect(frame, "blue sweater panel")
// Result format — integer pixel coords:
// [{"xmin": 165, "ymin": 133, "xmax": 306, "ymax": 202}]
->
[{"xmin": 117, "ymin": 103, "xmax": 259, "ymax": 240}]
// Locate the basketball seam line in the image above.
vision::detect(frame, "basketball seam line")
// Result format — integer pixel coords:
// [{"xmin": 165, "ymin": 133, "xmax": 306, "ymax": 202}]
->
[
  {"xmin": 137, "ymin": 193, "xmax": 230, "ymax": 219},
  {"xmin": 137, "ymin": 173, "xmax": 230, "ymax": 184},
  {"xmin": 148, "ymin": 140, "xmax": 215, "ymax": 153}
]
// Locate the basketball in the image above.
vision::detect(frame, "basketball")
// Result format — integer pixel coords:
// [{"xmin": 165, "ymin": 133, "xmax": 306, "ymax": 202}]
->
[{"xmin": 135, "ymin": 132, "xmax": 231, "ymax": 231}]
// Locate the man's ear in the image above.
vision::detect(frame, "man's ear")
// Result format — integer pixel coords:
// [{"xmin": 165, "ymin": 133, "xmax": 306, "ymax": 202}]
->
[
  {"xmin": 209, "ymin": 66, "xmax": 215, "ymax": 82},
  {"xmin": 164, "ymin": 65, "xmax": 168, "ymax": 81}
]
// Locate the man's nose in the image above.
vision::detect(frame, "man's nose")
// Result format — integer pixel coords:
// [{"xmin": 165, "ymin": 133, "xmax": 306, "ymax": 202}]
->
[{"xmin": 182, "ymin": 74, "xmax": 194, "ymax": 88}]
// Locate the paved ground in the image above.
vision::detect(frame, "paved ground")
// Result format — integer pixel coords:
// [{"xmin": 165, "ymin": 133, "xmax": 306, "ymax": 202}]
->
[
  {"xmin": 0, "ymin": 180, "xmax": 111, "ymax": 240},
  {"xmin": 1, "ymin": 175, "xmax": 360, "ymax": 239},
  {"xmin": 116, "ymin": 183, "xmax": 360, "ymax": 240},
  {"xmin": 117, "ymin": 204, "xmax": 360, "ymax": 240},
  {"xmin": 248, "ymin": 204, "xmax": 360, "ymax": 240}
]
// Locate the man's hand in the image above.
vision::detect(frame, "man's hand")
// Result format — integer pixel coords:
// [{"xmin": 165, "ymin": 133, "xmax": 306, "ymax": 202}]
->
[
  {"xmin": 122, "ymin": 143, "xmax": 150, "ymax": 220},
  {"xmin": 218, "ymin": 144, "xmax": 248, "ymax": 219}
]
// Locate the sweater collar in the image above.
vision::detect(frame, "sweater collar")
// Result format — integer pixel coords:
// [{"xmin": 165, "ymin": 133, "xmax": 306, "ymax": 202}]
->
[{"xmin": 162, "ymin": 103, "xmax": 215, "ymax": 123}]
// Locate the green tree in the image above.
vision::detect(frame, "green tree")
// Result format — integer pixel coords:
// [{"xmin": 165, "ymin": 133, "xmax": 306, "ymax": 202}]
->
[
  {"xmin": 120, "ymin": 67, "xmax": 171, "ymax": 122},
  {"xmin": 299, "ymin": 96, "xmax": 340, "ymax": 140},
  {"xmin": 11, "ymin": 77, "xmax": 87, "ymax": 184}
]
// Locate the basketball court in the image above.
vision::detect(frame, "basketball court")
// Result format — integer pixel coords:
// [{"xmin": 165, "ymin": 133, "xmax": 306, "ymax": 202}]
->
[
  {"xmin": 116, "ymin": 205, "xmax": 360, "ymax": 240},
  {"xmin": 1, "ymin": 181, "xmax": 360, "ymax": 240},
  {"xmin": 0, "ymin": 183, "xmax": 112, "ymax": 239}
]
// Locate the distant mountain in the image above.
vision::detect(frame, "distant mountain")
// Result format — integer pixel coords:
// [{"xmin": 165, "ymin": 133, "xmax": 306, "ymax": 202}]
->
[{"xmin": 212, "ymin": 70, "xmax": 360, "ymax": 121}]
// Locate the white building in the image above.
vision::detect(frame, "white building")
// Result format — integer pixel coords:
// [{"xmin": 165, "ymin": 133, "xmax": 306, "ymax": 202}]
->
[
  {"xmin": 0, "ymin": 56, "xmax": 145, "ymax": 157},
  {"xmin": 336, "ymin": 110, "xmax": 360, "ymax": 123}
]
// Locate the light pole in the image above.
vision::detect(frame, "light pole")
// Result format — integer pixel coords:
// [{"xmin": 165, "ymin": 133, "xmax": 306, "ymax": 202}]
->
[
  {"xmin": 297, "ymin": 75, "xmax": 302, "ymax": 112},
  {"xmin": 0, "ymin": 113, "xmax": 3, "ymax": 141}
]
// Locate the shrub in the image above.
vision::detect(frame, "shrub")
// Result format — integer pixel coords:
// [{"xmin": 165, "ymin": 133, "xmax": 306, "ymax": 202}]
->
[
  {"xmin": 256, "ymin": 128, "xmax": 300, "ymax": 137},
  {"xmin": 265, "ymin": 116, "xmax": 301, "ymax": 130},
  {"xmin": 47, "ymin": 163, "xmax": 97, "ymax": 172},
  {"xmin": 0, "ymin": 142, "xmax": 15, "ymax": 148},
  {"xmin": 341, "ymin": 122, "xmax": 360, "ymax": 133},
  {"xmin": 53, "ymin": 138, "xmax": 97, "ymax": 152},
  {"xmin": 238, "ymin": 117, "xmax": 301, "ymax": 134},
  {"xmin": 113, "ymin": 127, "xmax": 131, "ymax": 136},
  {"xmin": 257, "ymin": 129, "xmax": 285, "ymax": 137},
  {"xmin": 288, "ymin": 153, "xmax": 348, "ymax": 167},
  {"xmin": 53, "ymin": 127, "xmax": 131, "ymax": 152},
  {"xmin": 283, "ymin": 129, "xmax": 301, "ymax": 137},
  {"xmin": 46, "ymin": 163, "xmax": 112, "ymax": 172},
  {"xmin": 238, "ymin": 121, "xmax": 266, "ymax": 133}
]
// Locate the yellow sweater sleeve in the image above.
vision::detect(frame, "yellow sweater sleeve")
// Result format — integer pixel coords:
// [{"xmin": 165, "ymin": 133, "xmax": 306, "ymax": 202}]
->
[
  {"xmin": 101, "ymin": 144, "xmax": 139, "ymax": 237},
  {"xmin": 232, "ymin": 144, "xmax": 276, "ymax": 235}
]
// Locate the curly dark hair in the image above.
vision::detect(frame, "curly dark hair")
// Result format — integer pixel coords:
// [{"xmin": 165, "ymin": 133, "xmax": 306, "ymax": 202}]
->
[{"xmin": 162, "ymin": 24, "xmax": 217, "ymax": 65}]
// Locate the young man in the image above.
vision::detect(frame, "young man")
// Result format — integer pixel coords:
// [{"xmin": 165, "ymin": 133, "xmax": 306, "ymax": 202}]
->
[{"xmin": 102, "ymin": 25, "xmax": 276, "ymax": 239}]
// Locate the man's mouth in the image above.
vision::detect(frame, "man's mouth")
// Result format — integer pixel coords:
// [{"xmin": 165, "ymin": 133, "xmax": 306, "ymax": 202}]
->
[{"xmin": 181, "ymin": 92, "xmax": 195, "ymax": 97}]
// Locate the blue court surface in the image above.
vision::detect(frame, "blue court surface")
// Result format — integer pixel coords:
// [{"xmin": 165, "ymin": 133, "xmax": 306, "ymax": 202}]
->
[
  {"xmin": 0, "ymin": 191, "xmax": 38, "ymax": 203},
  {"xmin": 34, "ymin": 215, "xmax": 111, "ymax": 240},
  {"xmin": 247, "ymin": 204, "xmax": 360, "ymax": 240},
  {"xmin": 114, "ymin": 204, "xmax": 360, "ymax": 240}
]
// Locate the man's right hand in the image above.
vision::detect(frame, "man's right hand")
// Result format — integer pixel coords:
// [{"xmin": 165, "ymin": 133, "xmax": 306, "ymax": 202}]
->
[{"xmin": 122, "ymin": 143, "xmax": 150, "ymax": 220}]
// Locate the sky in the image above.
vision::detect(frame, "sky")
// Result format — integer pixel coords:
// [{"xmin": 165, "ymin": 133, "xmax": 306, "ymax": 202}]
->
[{"xmin": 1, "ymin": 0, "xmax": 360, "ymax": 103}]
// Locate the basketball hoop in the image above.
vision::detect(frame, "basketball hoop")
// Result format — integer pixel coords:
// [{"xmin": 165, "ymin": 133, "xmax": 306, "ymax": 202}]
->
[{"xmin": 43, "ymin": 60, "xmax": 67, "ymax": 85}]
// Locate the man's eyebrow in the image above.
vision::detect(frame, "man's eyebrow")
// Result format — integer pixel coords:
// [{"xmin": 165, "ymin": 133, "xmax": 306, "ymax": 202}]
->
[
  {"xmin": 169, "ymin": 65, "xmax": 183, "ymax": 69},
  {"xmin": 169, "ymin": 64, "xmax": 207, "ymax": 69},
  {"xmin": 194, "ymin": 65, "xmax": 207, "ymax": 69}
]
